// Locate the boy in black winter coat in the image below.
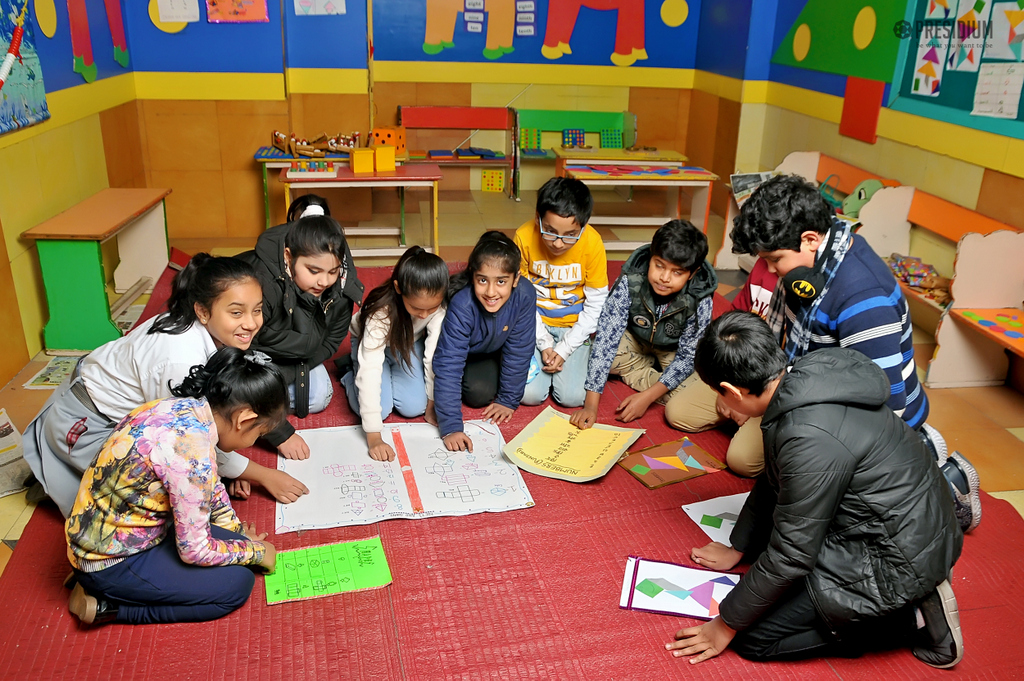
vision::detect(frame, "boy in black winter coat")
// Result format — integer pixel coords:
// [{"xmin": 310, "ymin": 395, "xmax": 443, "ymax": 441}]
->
[{"xmin": 666, "ymin": 311, "xmax": 964, "ymax": 669}]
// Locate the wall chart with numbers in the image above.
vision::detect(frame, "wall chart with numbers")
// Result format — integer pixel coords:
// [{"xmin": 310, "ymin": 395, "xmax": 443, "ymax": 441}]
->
[{"xmin": 276, "ymin": 421, "xmax": 534, "ymax": 533}]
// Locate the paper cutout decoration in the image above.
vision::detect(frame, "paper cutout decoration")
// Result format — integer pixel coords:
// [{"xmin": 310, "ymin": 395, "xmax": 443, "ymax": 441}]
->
[
  {"xmin": 839, "ymin": 76, "xmax": 886, "ymax": 144},
  {"xmin": 276, "ymin": 421, "xmax": 534, "ymax": 533},
  {"xmin": 950, "ymin": 0, "xmax": 994, "ymax": 71},
  {"xmin": 66, "ymin": 0, "xmax": 95, "ymax": 82},
  {"xmin": 264, "ymin": 537, "xmax": 392, "ymax": 605},
  {"xmin": 0, "ymin": 0, "xmax": 49, "ymax": 135},
  {"xmin": 294, "ymin": 0, "xmax": 346, "ymax": 15},
  {"xmin": 912, "ymin": 33, "xmax": 950, "ymax": 97},
  {"xmin": 682, "ymin": 492, "xmax": 750, "ymax": 546},
  {"xmin": 103, "ymin": 0, "xmax": 129, "ymax": 66},
  {"xmin": 157, "ymin": 0, "xmax": 200, "ymax": 22},
  {"xmin": 926, "ymin": 0, "xmax": 954, "ymax": 19},
  {"xmin": 986, "ymin": 2, "xmax": 1024, "ymax": 60},
  {"xmin": 206, "ymin": 0, "xmax": 268, "ymax": 23},
  {"xmin": 503, "ymin": 406, "xmax": 644, "ymax": 483},
  {"xmin": 618, "ymin": 437, "xmax": 726, "ymax": 489},
  {"xmin": 972, "ymin": 62, "xmax": 1024, "ymax": 116},
  {"xmin": 620, "ymin": 556, "xmax": 740, "ymax": 620}
]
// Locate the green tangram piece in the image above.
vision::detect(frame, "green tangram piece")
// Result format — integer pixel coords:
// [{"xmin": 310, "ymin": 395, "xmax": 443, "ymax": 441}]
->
[
  {"xmin": 631, "ymin": 464, "xmax": 652, "ymax": 475},
  {"xmin": 975, "ymin": 0, "xmax": 987, "ymax": 12},
  {"xmin": 264, "ymin": 536, "xmax": 392, "ymax": 605},
  {"xmin": 700, "ymin": 514, "xmax": 724, "ymax": 529},
  {"xmin": 636, "ymin": 578, "xmax": 664, "ymax": 598}
]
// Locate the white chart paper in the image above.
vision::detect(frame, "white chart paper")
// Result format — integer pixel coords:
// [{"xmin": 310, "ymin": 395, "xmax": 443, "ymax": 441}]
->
[{"xmin": 682, "ymin": 492, "xmax": 750, "ymax": 546}]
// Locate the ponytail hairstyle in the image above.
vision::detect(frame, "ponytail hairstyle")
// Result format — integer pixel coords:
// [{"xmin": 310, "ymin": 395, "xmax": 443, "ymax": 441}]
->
[
  {"xmin": 150, "ymin": 254, "xmax": 259, "ymax": 335},
  {"xmin": 171, "ymin": 347, "xmax": 288, "ymax": 429},
  {"xmin": 285, "ymin": 215, "xmax": 347, "ymax": 262},
  {"xmin": 360, "ymin": 247, "xmax": 449, "ymax": 369},
  {"xmin": 448, "ymin": 230, "xmax": 522, "ymax": 298},
  {"xmin": 287, "ymin": 193, "xmax": 331, "ymax": 222}
]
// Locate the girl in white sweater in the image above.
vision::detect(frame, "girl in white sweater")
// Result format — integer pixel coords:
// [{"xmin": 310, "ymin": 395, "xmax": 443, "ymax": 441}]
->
[{"xmin": 340, "ymin": 247, "xmax": 449, "ymax": 461}]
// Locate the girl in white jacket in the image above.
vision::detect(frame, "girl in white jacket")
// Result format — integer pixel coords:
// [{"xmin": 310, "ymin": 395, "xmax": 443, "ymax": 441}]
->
[{"xmin": 340, "ymin": 247, "xmax": 449, "ymax": 461}]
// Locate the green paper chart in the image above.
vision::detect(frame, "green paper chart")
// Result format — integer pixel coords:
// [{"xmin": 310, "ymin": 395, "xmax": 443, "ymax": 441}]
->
[{"xmin": 264, "ymin": 537, "xmax": 393, "ymax": 605}]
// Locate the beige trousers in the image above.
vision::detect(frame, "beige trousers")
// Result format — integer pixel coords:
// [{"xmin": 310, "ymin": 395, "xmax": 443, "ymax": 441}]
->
[{"xmin": 608, "ymin": 330, "xmax": 688, "ymax": 405}]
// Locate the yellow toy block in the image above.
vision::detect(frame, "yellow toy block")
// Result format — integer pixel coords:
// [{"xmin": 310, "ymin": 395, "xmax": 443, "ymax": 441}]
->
[
  {"xmin": 374, "ymin": 145, "xmax": 396, "ymax": 172},
  {"xmin": 350, "ymin": 148, "xmax": 375, "ymax": 174},
  {"xmin": 372, "ymin": 126, "xmax": 406, "ymax": 154},
  {"xmin": 481, "ymin": 169, "xmax": 505, "ymax": 193}
]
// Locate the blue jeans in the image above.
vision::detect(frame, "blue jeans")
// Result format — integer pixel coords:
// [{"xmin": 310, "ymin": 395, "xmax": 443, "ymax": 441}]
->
[
  {"xmin": 340, "ymin": 338, "xmax": 429, "ymax": 420},
  {"xmin": 75, "ymin": 526, "xmax": 256, "ymax": 624},
  {"xmin": 287, "ymin": 363, "xmax": 333, "ymax": 414},
  {"xmin": 520, "ymin": 325, "xmax": 590, "ymax": 408}
]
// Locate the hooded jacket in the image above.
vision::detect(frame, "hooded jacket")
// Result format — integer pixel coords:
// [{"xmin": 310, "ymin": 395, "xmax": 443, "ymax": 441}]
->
[
  {"xmin": 239, "ymin": 222, "xmax": 364, "ymax": 446},
  {"xmin": 620, "ymin": 244, "xmax": 718, "ymax": 349},
  {"xmin": 719, "ymin": 349, "xmax": 961, "ymax": 634}
]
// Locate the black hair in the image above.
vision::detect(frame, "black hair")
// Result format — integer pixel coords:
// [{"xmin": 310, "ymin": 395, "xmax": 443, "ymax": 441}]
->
[
  {"xmin": 149, "ymin": 254, "xmax": 259, "ymax": 335},
  {"xmin": 449, "ymin": 231, "xmax": 522, "ymax": 298},
  {"xmin": 650, "ymin": 219, "xmax": 708, "ymax": 273},
  {"xmin": 286, "ymin": 194, "xmax": 331, "ymax": 222},
  {"xmin": 171, "ymin": 347, "xmax": 288, "ymax": 430},
  {"xmin": 730, "ymin": 175, "xmax": 833, "ymax": 256},
  {"xmin": 536, "ymin": 177, "xmax": 594, "ymax": 228},
  {"xmin": 694, "ymin": 311, "xmax": 788, "ymax": 396},
  {"xmin": 285, "ymin": 215, "xmax": 347, "ymax": 262},
  {"xmin": 359, "ymin": 247, "xmax": 449, "ymax": 369}
]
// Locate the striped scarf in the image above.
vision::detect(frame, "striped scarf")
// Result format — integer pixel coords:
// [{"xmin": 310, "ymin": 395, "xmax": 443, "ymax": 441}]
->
[{"xmin": 766, "ymin": 219, "xmax": 854, "ymax": 360}]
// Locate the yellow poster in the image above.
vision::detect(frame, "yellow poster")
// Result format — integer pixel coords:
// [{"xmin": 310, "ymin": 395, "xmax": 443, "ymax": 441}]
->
[{"xmin": 504, "ymin": 407, "xmax": 644, "ymax": 482}]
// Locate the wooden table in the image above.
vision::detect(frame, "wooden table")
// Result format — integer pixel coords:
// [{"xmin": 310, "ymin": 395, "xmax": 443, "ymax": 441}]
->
[
  {"xmin": 280, "ymin": 165, "xmax": 443, "ymax": 258},
  {"xmin": 21, "ymin": 188, "xmax": 172, "ymax": 352},
  {"xmin": 255, "ymin": 146, "xmax": 352, "ymax": 229},
  {"xmin": 562, "ymin": 164, "xmax": 718, "ymax": 251},
  {"xmin": 951, "ymin": 308, "xmax": 1024, "ymax": 356}
]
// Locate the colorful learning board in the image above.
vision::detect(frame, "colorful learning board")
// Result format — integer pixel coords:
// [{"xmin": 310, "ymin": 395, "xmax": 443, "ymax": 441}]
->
[
  {"xmin": 276, "ymin": 421, "xmax": 533, "ymax": 533},
  {"xmin": 682, "ymin": 493, "xmax": 750, "ymax": 546},
  {"xmin": 618, "ymin": 437, "xmax": 726, "ymax": 489},
  {"xmin": 264, "ymin": 537, "xmax": 392, "ymax": 605},
  {"xmin": 953, "ymin": 308, "xmax": 1024, "ymax": 353},
  {"xmin": 620, "ymin": 556, "xmax": 740, "ymax": 620}
]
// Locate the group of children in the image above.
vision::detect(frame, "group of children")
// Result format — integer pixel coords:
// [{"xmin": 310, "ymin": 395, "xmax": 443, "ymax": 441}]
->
[{"xmin": 20, "ymin": 174, "xmax": 981, "ymax": 670}]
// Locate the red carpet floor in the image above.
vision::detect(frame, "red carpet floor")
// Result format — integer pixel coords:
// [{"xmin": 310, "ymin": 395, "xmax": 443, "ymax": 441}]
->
[{"xmin": 2, "ymin": 265, "xmax": 1023, "ymax": 678}]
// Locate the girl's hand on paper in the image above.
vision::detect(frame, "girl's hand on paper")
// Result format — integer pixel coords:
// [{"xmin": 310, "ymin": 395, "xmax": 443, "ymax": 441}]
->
[
  {"xmin": 666, "ymin": 617, "xmax": 736, "ymax": 664},
  {"xmin": 261, "ymin": 469, "xmax": 310, "ymax": 504},
  {"xmin": 258, "ymin": 540, "xmax": 278, "ymax": 573},
  {"xmin": 366, "ymin": 432, "xmax": 397, "ymax": 462},
  {"xmin": 443, "ymin": 432, "xmax": 474, "ymax": 452},
  {"xmin": 570, "ymin": 406, "xmax": 598, "ymax": 430},
  {"xmin": 482, "ymin": 402, "xmax": 514, "ymax": 426},
  {"xmin": 278, "ymin": 433, "xmax": 311, "ymax": 460},
  {"xmin": 691, "ymin": 542, "xmax": 743, "ymax": 571}
]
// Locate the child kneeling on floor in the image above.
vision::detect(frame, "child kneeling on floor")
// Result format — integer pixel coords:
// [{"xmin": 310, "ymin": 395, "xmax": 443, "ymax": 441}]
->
[
  {"xmin": 66, "ymin": 348, "xmax": 283, "ymax": 625},
  {"xmin": 570, "ymin": 219, "xmax": 717, "ymax": 429},
  {"xmin": 667, "ymin": 311, "xmax": 963, "ymax": 668}
]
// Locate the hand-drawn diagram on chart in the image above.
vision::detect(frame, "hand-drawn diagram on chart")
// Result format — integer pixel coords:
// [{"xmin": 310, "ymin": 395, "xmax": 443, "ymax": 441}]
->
[
  {"xmin": 264, "ymin": 536, "xmax": 392, "ymax": 605},
  {"xmin": 682, "ymin": 492, "xmax": 750, "ymax": 546},
  {"xmin": 276, "ymin": 421, "xmax": 534, "ymax": 532},
  {"xmin": 620, "ymin": 556, "xmax": 740, "ymax": 620}
]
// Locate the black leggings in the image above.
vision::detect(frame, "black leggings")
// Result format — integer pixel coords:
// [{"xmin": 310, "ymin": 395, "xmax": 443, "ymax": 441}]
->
[
  {"xmin": 731, "ymin": 580, "xmax": 916, "ymax": 662},
  {"xmin": 462, "ymin": 352, "xmax": 501, "ymax": 408}
]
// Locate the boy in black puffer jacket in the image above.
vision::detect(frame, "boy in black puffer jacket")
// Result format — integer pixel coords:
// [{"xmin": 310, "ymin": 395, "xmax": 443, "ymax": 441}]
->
[{"xmin": 667, "ymin": 311, "xmax": 964, "ymax": 669}]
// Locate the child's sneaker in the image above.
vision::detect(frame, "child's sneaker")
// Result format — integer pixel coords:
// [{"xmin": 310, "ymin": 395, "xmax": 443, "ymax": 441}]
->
[
  {"xmin": 942, "ymin": 452, "xmax": 981, "ymax": 533},
  {"xmin": 920, "ymin": 423, "xmax": 948, "ymax": 467},
  {"xmin": 912, "ymin": 579, "xmax": 963, "ymax": 668}
]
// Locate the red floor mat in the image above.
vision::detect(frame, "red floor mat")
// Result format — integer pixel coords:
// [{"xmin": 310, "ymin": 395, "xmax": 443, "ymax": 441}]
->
[{"xmin": 4, "ymin": 266, "xmax": 1022, "ymax": 678}]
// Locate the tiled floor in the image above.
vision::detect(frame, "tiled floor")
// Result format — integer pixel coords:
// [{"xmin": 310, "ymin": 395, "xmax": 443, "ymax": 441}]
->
[{"xmin": 2, "ymin": 187, "xmax": 1023, "ymax": 582}]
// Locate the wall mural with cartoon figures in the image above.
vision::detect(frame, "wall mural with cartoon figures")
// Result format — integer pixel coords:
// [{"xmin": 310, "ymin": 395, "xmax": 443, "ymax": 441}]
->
[{"xmin": 378, "ymin": 0, "xmax": 698, "ymax": 68}]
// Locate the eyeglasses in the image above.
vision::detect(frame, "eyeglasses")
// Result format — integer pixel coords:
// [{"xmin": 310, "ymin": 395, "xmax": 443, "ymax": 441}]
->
[{"xmin": 539, "ymin": 224, "xmax": 584, "ymax": 245}]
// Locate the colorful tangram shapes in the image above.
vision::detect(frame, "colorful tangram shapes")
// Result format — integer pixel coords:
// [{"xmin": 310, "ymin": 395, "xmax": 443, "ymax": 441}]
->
[
  {"xmin": 928, "ymin": 0, "xmax": 953, "ymax": 18},
  {"xmin": 915, "ymin": 37, "xmax": 946, "ymax": 95},
  {"xmin": 638, "ymin": 438, "xmax": 722, "ymax": 475},
  {"xmin": 633, "ymin": 574, "xmax": 739, "ymax": 617},
  {"xmin": 699, "ymin": 512, "xmax": 739, "ymax": 529},
  {"xmin": 1007, "ymin": 7, "xmax": 1024, "ymax": 60}
]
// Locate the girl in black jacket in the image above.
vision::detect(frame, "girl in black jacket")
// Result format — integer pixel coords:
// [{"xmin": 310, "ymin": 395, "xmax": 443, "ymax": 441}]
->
[{"xmin": 240, "ymin": 202, "xmax": 364, "ymax": 459}]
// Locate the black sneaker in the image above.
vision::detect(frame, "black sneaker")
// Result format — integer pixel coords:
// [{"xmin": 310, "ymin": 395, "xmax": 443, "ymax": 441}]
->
[
  {"xmin": 913, "ymin": 580, "xmax": 963, "ymax": 668},
  {"xmin": 943, "ymin": 452, "xmax": 981, "ymax": 533}
]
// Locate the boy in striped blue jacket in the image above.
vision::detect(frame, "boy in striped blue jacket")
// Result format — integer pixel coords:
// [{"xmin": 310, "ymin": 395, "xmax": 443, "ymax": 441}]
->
[{"xmin": 727, "ymin": 175, "xmax": 980, "ymax": 533}]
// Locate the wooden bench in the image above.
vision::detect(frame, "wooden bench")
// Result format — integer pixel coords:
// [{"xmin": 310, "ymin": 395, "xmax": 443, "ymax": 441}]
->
[
  {"xmin": 21, "ymin": 188, "xmax": 172, "ymax": 353},
  {"xmin": 398, "ymin": 106, "xmax": 520, "ymax": 200}
]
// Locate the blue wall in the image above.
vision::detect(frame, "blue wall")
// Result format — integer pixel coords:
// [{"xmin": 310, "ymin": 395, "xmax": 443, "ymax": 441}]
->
[
  {"xmin": 283, "ymin": 1, "xmax": 367, "ymax": 69},
  {"xmin": 32, "ymin": 0, "xmax": 129, "ymax": 93},
  {"xmin": 695, "ymin": 0, "xmax": 752, "ymax": 79}
]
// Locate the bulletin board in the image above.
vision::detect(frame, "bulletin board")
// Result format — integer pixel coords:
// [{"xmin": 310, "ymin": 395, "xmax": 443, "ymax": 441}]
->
[{"xmin": 891, "ymin": 0, "xmax": 1024, "ymax": 139}]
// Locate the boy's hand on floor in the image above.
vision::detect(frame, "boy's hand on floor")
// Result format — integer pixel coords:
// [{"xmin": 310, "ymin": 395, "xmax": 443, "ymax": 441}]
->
[
  {"xmin": 443, "ymin": 432, "xmax": 474, "ymax": 452},
  {"xmin": 482, "ymin": 402, "xmax": 515, "ymax": 426},
  {"xmin": 228, "ymin": 479, "xmax": 251, "ymax": 499},
  {"xmin": 691, "ymin": 542, "xmax": 743, "ymax": 570},
  {"xmin": 570, "ymin": 406, "xmax": 598, "ymax": 430},
  {"xmin": 616, "ymin": 392, "xmax": 654, "ymax": 422},
  {"xmin": 262, "ymin": 469, "xmax": 310, "ymax": 504},
  {"xmin": 541, "ymin": 348, "xmax": 565, "ymax": 373},
  {"xmin": 278, "ymin": 433, "xmax": 311, "ymax": 460},
  {"xmin": 242, "ymin": 522, "xmax": 268, "ymax": 541},
  {"xmin": 424, "ymin": 400, "xmax": 438, "ymax": 427},
  {"xmin": 666, "ymin": 617, "xmax": 736, "ymax": 664}
]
